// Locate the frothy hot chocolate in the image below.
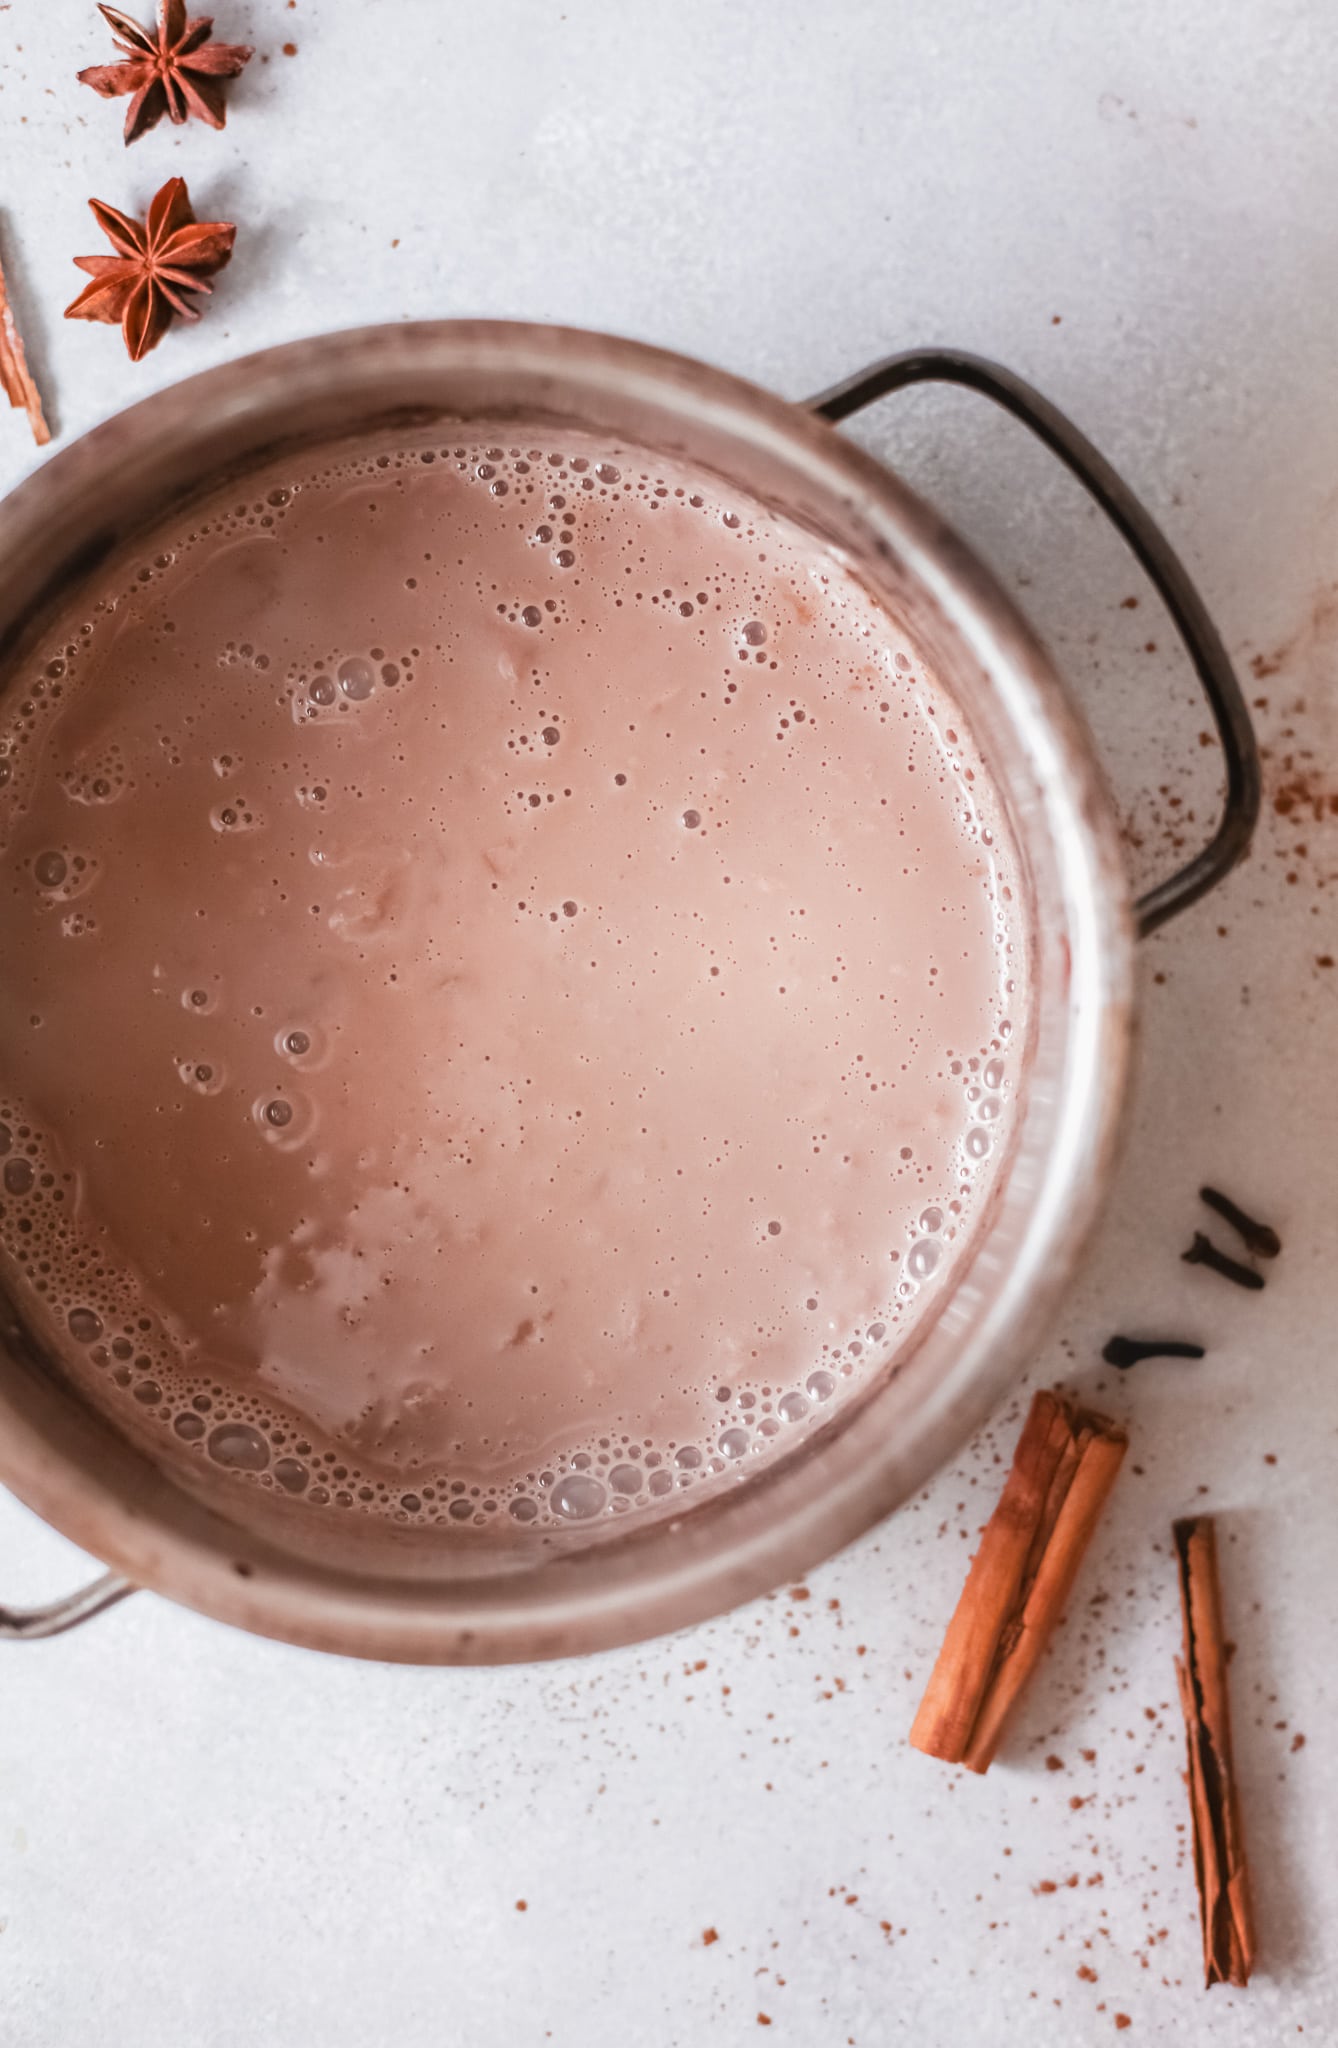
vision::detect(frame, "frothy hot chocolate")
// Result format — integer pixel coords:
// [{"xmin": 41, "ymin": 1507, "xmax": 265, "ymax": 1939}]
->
[{"xmin": 0, "ymin": 425, "xmax": 1025, "ymax": 1530}]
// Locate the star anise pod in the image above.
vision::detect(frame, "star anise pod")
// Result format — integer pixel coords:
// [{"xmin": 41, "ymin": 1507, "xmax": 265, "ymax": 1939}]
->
[
  {"xmin": 78, "ymin": 0, "xmax": 253, "ymax": 145},
  {"xmin": 65, "ymin": 177, "xmax": 236, "ymax": 362}
]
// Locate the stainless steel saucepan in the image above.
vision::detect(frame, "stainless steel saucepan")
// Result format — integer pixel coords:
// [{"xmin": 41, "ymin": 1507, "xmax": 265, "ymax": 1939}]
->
[{"xmin": 0, "ymin": 324, "xmax": 1258, "ymax": 1661}]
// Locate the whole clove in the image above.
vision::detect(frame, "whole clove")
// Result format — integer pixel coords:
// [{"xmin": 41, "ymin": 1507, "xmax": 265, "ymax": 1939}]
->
[
  {"xmin": 1198, "ymin": 1187, "xmax": 1281, "ymax": 1260},
  {"xmin": 1102, "ymin": 1336, "xmax": 1206, "ymax": 1370},
  {"xmin": 1182, "ymin": 1233, "xmax": 1264, "ymax": 1292}
]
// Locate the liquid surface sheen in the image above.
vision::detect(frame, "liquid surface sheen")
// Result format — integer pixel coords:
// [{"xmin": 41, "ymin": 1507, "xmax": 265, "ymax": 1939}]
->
[{"xmin": 0, "ymin": 427, "xmax": 1024, "ymax": 1529}]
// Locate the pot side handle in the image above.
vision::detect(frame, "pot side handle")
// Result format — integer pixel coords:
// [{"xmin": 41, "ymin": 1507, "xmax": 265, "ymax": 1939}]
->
[
  {"xmin": 808, "ymin": 348, "xmax": 1261, "ymax": 937},
  {"xmin": 0, "ymin": 1568, "xmax": 134, "ymax": 1639}
]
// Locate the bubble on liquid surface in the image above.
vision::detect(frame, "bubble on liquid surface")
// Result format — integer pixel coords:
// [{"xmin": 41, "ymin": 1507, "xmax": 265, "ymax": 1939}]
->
[
  {"xmin": 608, "ymin": 1463, "xmax": 642, "ymax": 1495},
  {"xmin": 719, "ymin": 1426, "xmax": 750, "ymax": 1459},
  {"xmin": 550, "ymin": 1471, "xmax": 606, "ymax": 1520},
  {"xmin": 283, "ymin": 1030, "xmax": 310, "ymax": 1057},
  {"xmin": 207, "ymin": 1422, "xmax": 270, "ymax": 1471},
  {"xmin": 777, "ymin": 1390, "xmax": 809, "ymax": 1422},
  {"xmin": 907, "ymin": 1238, "xmax": 940, "ymax": 1281},
  {"xmin": 3, "ymin": 1158, "xmax": 33, "ymax": 1196},
  {"xmin": 741, "ymin": 620, "xmax": 767, "ymax": 646},
  {"xmin": 35, "ymin": 852, "xmax": 67, "ymax": 889},
  {"xmin": 806, "ymin": 1370, "xmax": 836, "ymax": 1402},
  {"xmin": 966, "ymin": 1126, "xmax": 992, "ymax": 1160},
  {"xmin": 263, "ymin": 1098, "xmax": 293, "ymax": 1129},
  {"xmin": 273, "ymin": 1457, "xmax": 309, "ymax": 1494},
  {"xmin": 338, "ymin": 657, "xmax": 375, "ymax": 701}
]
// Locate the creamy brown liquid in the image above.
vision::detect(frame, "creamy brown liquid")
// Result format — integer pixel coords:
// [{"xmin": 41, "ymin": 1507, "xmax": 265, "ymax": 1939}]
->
[{"xmin": 0, "ymin": 427, "xmax": 1024, "ymax": 1528}]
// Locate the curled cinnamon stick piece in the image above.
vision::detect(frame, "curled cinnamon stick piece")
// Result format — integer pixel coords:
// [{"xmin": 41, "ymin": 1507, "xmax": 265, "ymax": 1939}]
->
[
  {"xmin": 910, "ymin": 1388, "xmax": 1127, "ymax": 1774},
  {"xmin": 0, "ymin": 255, "xmax": 49, "ymax": 447},
  {"xmin": 1173, "ymin": 1515, "xmax": 1255, "ymax": 1988}
]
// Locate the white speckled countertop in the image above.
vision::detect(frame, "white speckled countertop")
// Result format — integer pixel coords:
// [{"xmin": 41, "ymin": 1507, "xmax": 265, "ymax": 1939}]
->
[{"xmin": 2, "ymin": 3, "xmax": 1337, "ymax": 2041}]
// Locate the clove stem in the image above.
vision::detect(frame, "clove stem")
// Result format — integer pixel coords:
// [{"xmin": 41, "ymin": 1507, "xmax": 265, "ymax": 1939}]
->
[
  {"xmin": 1198, "ymin": 1187, "xmax": 1281, "ymax": 1260},
  {"xmin": 1182, "ymin": 1232, "xmax": 1264, "ymax": 1292},
  {"xmin": 1102, "ymin": 1336, "xmax": 1206, "ymax": 1370}
]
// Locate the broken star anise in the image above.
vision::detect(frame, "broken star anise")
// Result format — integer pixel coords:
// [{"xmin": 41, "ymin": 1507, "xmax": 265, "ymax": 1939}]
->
[
  {"xmin": 78, "ymin": 0, "xmax": 253, "ymax": 145},
  {"xmin": 65, "ymin": 177, "xmax": 236, "ymax": 362}
]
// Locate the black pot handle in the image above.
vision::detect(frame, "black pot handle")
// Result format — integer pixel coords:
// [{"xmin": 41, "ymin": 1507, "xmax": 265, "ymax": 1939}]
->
[
  {"xmin": 0, "ymin": 1568, "xmax": 133, "ymax": 1639},
  {"xmin": 808, "ymin": 348, "xmax": 1261, "ymax": 937}
]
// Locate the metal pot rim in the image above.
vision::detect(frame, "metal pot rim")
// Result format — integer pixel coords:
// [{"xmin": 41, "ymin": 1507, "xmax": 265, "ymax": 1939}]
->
[{"xmin": 0, "ymin": 320, "xmax": 1138, "ymax": 1663}]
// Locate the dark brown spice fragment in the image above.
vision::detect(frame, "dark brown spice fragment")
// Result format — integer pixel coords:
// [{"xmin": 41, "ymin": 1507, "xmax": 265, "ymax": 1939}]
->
[
  {"xmin": 1198, "ymin": 1187, "xmax": 1281, "ymax": 1259},
  {"xmin": 1103, "ymin": 1336, "xmax": 1205, "ymax": 1370},
  {"xmin": 1181, "ymin": 1233, "xmax": 1265, "ymax": 1292}
]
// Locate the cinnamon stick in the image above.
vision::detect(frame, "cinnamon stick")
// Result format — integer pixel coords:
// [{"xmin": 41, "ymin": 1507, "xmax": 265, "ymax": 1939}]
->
[
  {"xmin": 0, "ymin": 253, "xmax": 50, "ymax": 447},
  {"xmin": 1173, "ymin": 1515, "xmax": 1255, "ymax": 1987},
  {"xmin": 910, "ymin": 1389, "xmax": 1127, "ymax": 1773}
]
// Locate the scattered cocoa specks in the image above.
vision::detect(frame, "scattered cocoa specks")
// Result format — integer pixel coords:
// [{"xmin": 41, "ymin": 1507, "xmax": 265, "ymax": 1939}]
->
[
  {"xmin": 1080, "ymin": 1748, "xmax": 1097, "ymax": 1762},
  {"xmin": 1077, "ymin": 1964, "xmax": 1098, "ymax": 1983},
  {"xmin": 1317, "ymin": 954, "xmax": 1334, "ymax": 968},
  {"xmin": 702, "ymin": 1928, "xmax": 719, "ymax": 1947},
  {"xmin": 757, "ymin": 2015, "xmax": 772, "ymax": 2028},
  {"xmin": 1036, "ymin": 1880, "xmax": 1058, "ymax": 1895},
  {"xmin": 788, "ymin": 1586, "xmax": 810, "ymax": 1601},
  {"xmin": 1292, "ymin": 1732, "xmax": 1307, "ymax": 1752},
  {"xmin": 1115, "ymin": 2018, "xmax": 1132, "ymax": 2032},
  {"xmin": 514, "ymin": 1899, "xmax": 527, "ymax": 1913},
  {"xmin": 283, "ymin": 41, "xmax": 298, "ymax": 56},
  {"xmin": 1045, "ymin": 1754, "xmax": 1065, "ymax": 1771}
]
